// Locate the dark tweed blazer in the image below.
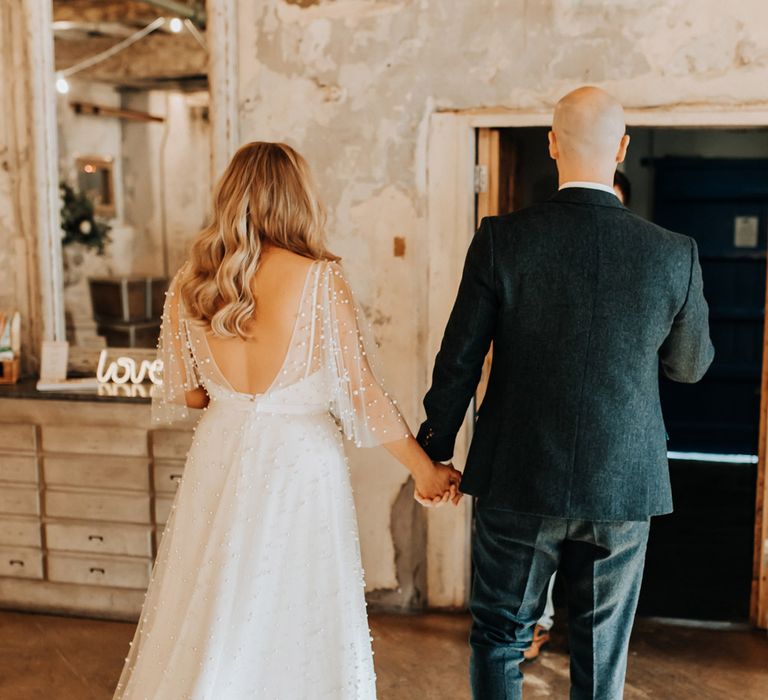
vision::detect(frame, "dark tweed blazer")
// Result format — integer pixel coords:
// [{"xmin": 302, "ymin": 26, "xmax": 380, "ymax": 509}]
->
[{"xmin": 416, "ymin": 187, "xmax": 714, "ymax": 521}]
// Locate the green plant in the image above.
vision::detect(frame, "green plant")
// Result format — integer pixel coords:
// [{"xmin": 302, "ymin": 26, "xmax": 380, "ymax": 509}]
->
[{"xmin": 59, "ymin": 181, "xmax": 111, "ymax": 254}]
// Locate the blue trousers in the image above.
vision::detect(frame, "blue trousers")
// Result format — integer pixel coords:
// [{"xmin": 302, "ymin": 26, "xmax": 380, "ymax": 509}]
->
[{"xmin": 470, "ymin": 503, "xmax": 650, "ymax": 700}]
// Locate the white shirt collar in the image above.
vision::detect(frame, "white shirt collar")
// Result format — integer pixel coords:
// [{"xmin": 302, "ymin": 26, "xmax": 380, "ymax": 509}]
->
[{"xmin": 559, "ymin": 181, "xmax": 618, "ymax": 197}]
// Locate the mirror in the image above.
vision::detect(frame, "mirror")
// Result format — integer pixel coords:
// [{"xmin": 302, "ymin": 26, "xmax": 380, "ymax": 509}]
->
[{"xmin": 52, "ymin": 4, "xmax": 211, "ymax": 368}]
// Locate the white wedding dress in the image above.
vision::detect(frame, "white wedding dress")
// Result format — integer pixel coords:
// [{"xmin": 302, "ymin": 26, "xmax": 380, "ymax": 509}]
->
[{"xmin": 114, "ymin": 260, "xmax": 409, "ymax": 699}]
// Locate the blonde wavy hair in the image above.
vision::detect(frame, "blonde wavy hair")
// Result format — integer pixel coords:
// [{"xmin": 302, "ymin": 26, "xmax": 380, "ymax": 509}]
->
[{"xmin": 178, "ymin": 141, "xmax": 335, "ymax": 338}]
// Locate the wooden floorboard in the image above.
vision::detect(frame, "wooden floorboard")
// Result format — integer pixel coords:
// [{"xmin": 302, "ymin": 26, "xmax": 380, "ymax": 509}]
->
[{"xmin": 0, "ymin": 610, "xmax": 765, "ymax": 698}]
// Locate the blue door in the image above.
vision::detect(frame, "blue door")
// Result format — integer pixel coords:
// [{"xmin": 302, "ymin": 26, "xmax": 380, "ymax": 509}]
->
[
  {"xmin": 639, "ymin": 157, "xmax": 768, "ymax": 620},
  {"xmin": 655, "ymin": 158, "xmax": 768, "ymax": 455}
]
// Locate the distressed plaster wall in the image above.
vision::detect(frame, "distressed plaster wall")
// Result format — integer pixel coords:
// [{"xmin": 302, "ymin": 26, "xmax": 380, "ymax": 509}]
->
[
  {"xmin": 121, "ymin": 90, "xmax": 211, "ymax": 278},
  {"xmin": 160, "ymin": 92, "xmax": 212, "ymax": 275},
  {"xmin": 233, "ymin": 0, "xmax": 768, "ymax": 604}
]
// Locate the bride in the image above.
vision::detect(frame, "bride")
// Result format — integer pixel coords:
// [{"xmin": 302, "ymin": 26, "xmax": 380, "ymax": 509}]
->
[{"xmin": 113, "ymin": 141, "xmax": 462, "ymax": 699}]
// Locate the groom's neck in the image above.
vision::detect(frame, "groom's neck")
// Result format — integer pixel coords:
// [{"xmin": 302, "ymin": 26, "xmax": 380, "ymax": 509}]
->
[{"xmin": 556, "ymin": 163, "xmax": 616, "ymax": 188}]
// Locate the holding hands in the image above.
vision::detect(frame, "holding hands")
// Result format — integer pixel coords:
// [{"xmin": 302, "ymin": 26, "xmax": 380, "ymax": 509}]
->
[
  {"xmin": 382, "ymin": 436, "xmax": 462, "ymax": 509},
  {"xmin": 413, "ymin": 462, "xmax": 463, "ymax": 508}
]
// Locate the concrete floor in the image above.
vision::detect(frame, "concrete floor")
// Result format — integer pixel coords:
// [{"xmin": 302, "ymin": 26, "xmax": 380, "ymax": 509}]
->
[{"xmin": 0, "ymin": 610, "xmax": 766, "ymax": 699}]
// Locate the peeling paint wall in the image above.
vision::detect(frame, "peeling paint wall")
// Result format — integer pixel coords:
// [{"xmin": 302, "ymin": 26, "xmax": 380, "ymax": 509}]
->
[
  {"xmin": 233, "ymin": 0, "xmax": 768, "ymax": 605},
  {"xmin": 120, "ymin": 90, "xmax": 211, "ymax": 278}
]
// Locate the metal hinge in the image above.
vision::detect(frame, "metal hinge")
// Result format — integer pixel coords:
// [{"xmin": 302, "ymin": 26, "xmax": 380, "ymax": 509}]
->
[{"xmin": 474, "ymin": 164, "xmax": 488, "ymax": 194}]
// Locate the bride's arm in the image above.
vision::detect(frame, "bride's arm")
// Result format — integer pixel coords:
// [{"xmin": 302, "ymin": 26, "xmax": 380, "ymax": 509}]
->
[
  {"xmin": 164, "ymin": 282, "xmax": 210, "ymax": 410},
  {"xmin": 322, "ymin": 262, "xmax": 460, "ymax": 502},
  {"xmin": 152, "ymin": 274, "xmax": 209, "ymax": 423}
]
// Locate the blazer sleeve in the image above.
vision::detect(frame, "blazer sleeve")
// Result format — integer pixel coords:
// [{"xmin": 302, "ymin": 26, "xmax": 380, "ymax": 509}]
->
[
  {"xmin": 416, "ymin": 217, "xmax": 498, "ymax": 461},
  {"xmin": 659, "ymin": 237, "xmax": 715, "ymax": 383}
]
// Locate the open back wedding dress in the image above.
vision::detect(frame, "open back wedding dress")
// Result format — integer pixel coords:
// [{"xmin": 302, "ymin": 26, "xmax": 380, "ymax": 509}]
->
[{"xmin": 114, "ymin": 260, "xmax": 409, "ymax": 699}]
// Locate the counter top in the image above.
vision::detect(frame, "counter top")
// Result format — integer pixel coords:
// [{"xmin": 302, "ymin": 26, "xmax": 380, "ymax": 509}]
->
[{"xmin": 0, "ymin": 377, "xmax": 152, "ymax": 404}]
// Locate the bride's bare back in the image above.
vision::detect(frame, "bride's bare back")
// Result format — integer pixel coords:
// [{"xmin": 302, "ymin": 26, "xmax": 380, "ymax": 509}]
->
[{"xmin": 204, "ymin": 246, "xmax": 315, "ymax": 396}]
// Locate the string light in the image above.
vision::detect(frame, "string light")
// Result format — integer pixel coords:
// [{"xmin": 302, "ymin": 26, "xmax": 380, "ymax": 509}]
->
[
  {"xmin": 53, "ymin": 14, "xmax": 205, "ymax": 95},
  {"xmin": 58, "ymin": 17, "xmax": 166, "ymax": 81},
  {"xmin": 55, "ymin": 75, "xmax": 70, "ymax": 94}
]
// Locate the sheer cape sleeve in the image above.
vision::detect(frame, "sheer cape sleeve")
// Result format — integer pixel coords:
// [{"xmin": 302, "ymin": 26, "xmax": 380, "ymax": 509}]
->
[
  {"xmin": 318, "ymin": 261, "xmax": 411, "ymax": 448},
  {"xmin": 151, "ymin": 272, "xmax": 201, "ymax": 425}
]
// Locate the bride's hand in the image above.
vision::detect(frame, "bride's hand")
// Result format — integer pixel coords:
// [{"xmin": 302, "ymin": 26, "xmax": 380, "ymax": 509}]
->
[
  {"xmin": 415, "ymin": 484, "xmax": 463, "ymax": 508},
  {"xmin": 413, "ymin": 463, "xmax": 463, "ymax": 507}
]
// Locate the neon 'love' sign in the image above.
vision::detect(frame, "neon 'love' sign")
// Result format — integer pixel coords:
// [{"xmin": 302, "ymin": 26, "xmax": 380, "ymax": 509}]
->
[{"xmin": 96, "ymin": 349, "xmax": 163, "ymax": 385}]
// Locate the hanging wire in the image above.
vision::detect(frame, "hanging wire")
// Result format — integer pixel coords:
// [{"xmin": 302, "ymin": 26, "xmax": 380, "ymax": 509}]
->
[
  {"xmin": 59, "ymin": 17, "xmax": 167, "ymax": 78},
  {"xmin": 183, "ymin": 18, "xmax": 208, "ymax": 52}
]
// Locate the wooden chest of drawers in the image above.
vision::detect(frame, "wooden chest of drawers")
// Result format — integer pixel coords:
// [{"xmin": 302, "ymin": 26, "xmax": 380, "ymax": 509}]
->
[{"xmin": 0, "ymin": 398, "xmax": 196, "ymax": 620}]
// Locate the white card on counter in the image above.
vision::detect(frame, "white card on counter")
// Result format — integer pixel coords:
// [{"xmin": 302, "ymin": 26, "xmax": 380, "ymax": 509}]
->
[
  {"xmin": 40, "ymin": 341, "xmax": 69, "ymax": 381},
  {"xmin": 734, "ymin": 216, "xmax": 759, "ymax": 249}
]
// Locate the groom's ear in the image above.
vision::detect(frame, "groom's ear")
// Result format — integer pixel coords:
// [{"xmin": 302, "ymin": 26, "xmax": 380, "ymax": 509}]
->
[
  {"xmin": 548, "ymin": 130, "xmax": 558, "ymax": 160},
  {"xmin": 616, "ymin": 133, "xmax": 630, "ymax": 164}
]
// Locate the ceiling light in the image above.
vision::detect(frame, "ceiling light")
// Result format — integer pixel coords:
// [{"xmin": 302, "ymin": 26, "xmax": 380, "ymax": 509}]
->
[
  {"xmin": 168, "ymin": 17, "xmax": 183, "ymax": 33},
  {"xmin": 55, "ymin": 75, "xmax": 70, "ymax": 94}
]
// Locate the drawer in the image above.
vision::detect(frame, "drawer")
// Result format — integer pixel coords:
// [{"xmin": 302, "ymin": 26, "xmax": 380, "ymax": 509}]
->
[
  {"xmin": 45, "ymin": 489, "xmax": 151, "ymax": 524},
  {"xmin": 0, "ymin": 485, "xmax": 39, "ymax": 515},
  {"xmin": 0, "ymin": 454, "xmax": 38, "ymax": 483},
  {"xmin": 0, "ymin": 546, "xmax": 43, "ymax": 579},
  {"xmin": 0, "ymin": 516, "xmax": 41, "ymax": 547},
  {"xmin": 153, "ymin": 461, "xmax": 184, "ymax": 494},
  {"xmin": 47, "ymin": 552, "xmax": 151, "ymax": 589},
  {"xmin": 154, "ymin": 495, "xmax": 174, "ymax": 525},
  {"xmin": 151, "ymin": 430, "xmax": 193, "ymax": 459},
  {"xmin": 46, "ymin": 521, "xmax": 152, "ymax": 557},
  {"xmin": 0, "ymin": 424, "xmax": 36, "ymax": 453},
  {"xmin": 42, "ymin": 425, "xmax": 148, "ymax": 457},
  {"xmin": 44, "ymin": 455, "xmax": 149, "ymax": 491}
]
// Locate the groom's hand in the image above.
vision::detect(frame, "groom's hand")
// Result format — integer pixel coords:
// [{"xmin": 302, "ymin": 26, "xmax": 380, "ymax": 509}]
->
[{"xmin": 414, "ymin": 462, "xmax": 463, "ymax": 508}]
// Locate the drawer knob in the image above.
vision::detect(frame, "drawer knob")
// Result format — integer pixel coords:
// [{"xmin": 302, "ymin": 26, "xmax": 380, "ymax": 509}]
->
[
  {"xmin": 170, "ymin": 474, "xmax": 182, "ymax": 482},
  {"xmin": 89, "ymin": 567, "xmax": 105, "ymax": 575},
  {"xmin": 88, "ymin": 535, "xmax": 104, "ymax": 542},
  {"xmin": 9, "ymin": 559, "xmax": 24, "ymax": 567}
]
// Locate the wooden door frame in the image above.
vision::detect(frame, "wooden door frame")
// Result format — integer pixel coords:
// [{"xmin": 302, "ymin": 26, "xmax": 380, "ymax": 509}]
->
[{"xmin": 425, "ymin": 107, "xmax": 768, "ymax": 624}]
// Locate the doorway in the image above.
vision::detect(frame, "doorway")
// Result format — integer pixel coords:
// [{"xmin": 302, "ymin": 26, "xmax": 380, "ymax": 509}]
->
[{"xmin": 473, "ymin": 125, "xmax": 768, "ymax": 622}]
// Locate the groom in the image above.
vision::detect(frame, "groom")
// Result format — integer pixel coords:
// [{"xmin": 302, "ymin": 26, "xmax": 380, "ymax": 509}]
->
[{"xmin": 416, "ymin": 86, "xmax": 714, "ymax": 699}]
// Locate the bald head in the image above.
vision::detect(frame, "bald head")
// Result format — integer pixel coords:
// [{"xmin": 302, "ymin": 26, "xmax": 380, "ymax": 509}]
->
[{"xmin": 549, "ymin": 87, "xmax": 629, "ymax": 185}]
